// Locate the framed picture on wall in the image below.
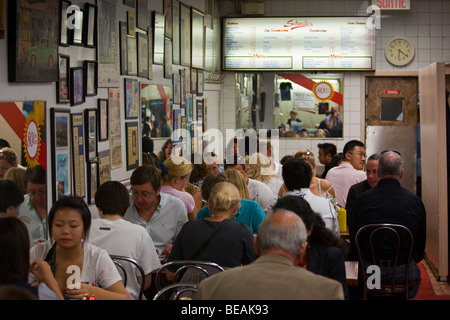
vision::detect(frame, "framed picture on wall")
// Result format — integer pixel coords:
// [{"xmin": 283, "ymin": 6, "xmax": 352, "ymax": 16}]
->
[
  {"xmin": 127, "ymin": 10, "xmax": 135, "ymax": 36},
  {"xmin": 172, "ymin": 0, "xmax": 180, "ymax": 65},
  {"xmin": 147, "ymin": 26, "xmax": 153, "ymax": 79},
  {"xmin": 136, "ymin": 32, "xmax": 149, "ymax": 78},
  {"xmin": 163, "ymin": 0, "xmax": 173, "ymax": 38},
  {"xmin": 191, "ymin": 8, "xmax": 205, "ymax": 69},
  {"xmin": 50, "ymin": 108, "xmax": 72, "ymax": 203},
  {"xmin": 136, "ymin": 0, "xmax": 148, "ymax": 30},
  {"xmin": 125, "ymin": 122, "xmax": 139, "ymax": 171},
  {"xmin": 109, "ymin": 88, "xmax": 122, "ymax": 169},
  {"xmin": 197, "ymin": 70, "xmax": 204, "ymax": 96},
  {"xmin": 98, "ymin": 149, "xmax": 111, "ymax": 185},
  {"xmin": 190, "ymin": 68, "xmax": 197, "ymax": 94},
  {"xmin": 164, "ymin": 37, "xmax": 173, "ymax": 79},
  {"xmin": 71, "ymin": 112, "xmax": 86, "ymax": 198},
  {"xmin": 179, "ymin": 2, "xmax": 191, "ymax": 67},
  {"xmin": 84, "ymin": 60, "xmax": 98, "ymax": 96},
  {"xmin": 98, "ymin": 98, "xmax": 109, "ymax": 141},
  {"xmin": 87, "ymin": 160, "xmax": 99, "ymax": 204},
  {"xmin": 8, "ymin": 0, "xmax": 59, "ymax": 82},
  {"xmin": 70, "ymin": 8, "xmax": 85, "ymax": 46},
  {"xmin": 84, "ymin": 108, "xmax": 98, "ymax": 161},
  {"xmin": 152, "ymin": 11, "xmax": 165, "ymax": 65},
  {"xmin": 127, "ymin": 35, "xmax": 137, "ymax": 76},
  {"xmin": 57, "ymin": 54, "xmax": 70, "ymax": 103},
  {"xmin": 124, "ymin": 78, "xmax": 139, "ymax": 119},
  {"xmin": 119, "ymin": 21, "xmax": 128, "ymax": 75},
  {"xmin": 70, "ymin": 67, "xmax": 85, "ymax": 106},
  {"xmin": 84, "ymin": 2, "xmax": 97, "ymax": 48},
  {"xmin": 59, "ymin": 0, "xmax": 71, "ymax": 46}
]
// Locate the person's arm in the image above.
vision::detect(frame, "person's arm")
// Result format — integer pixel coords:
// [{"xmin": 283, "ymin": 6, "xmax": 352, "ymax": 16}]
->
[
  {"xmin": 67, "ymin": 281, "xmax": 130, "ymax": 300},
  {"xmin": 30, "ymin": 258, "xmax": 65, "ymax": 300}
]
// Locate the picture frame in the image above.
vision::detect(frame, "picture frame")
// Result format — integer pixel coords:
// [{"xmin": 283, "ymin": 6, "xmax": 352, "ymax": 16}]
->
[
  {"xmin": 147, "ymin": 26, "xmax": 153, "ymax": 79},
  {"xmin": 127, "ymin": 35, "xmax": 137, "ymax": 76},
  {"xmin": 71, "ymin": 112, "xmax": 86, "ymax": 198},
  {"xmin": 136, "ymin": 0, "xmax": 148, "ymax": 30},
  {"xmin": 163, "ymin": 0, "xmax": 173, "ymax": 39},
  {"xmin": 119, "ymin": 21, "xmax": 128, "ymax": 75},
  {"xmin": 127, "ymin": 11, "xmax": 136, "ymax": 36},
  {"xmin": 8, "ymin": 0, "xmax": 59, "ymax": 82},
  {"xmin": 125, "ymin": 122, "xmax": 139, "ymax": 171},
  {"xmin": 98, "ymin": 149, "xmax": 111, "ymax": 185},
  {"xmin": 197, "ymin": 98, "xmax": 203, "ymax": 120},
  {"xmin": 152, "ymin": 11, "xmax": 165, "ymax": 65},
  {"xmin": 84, "ymin": 108, "xmax": 98, "ymax": 161},
  {"xmin": 108, "ymin": 88, "xmax": 122, "ymax": 169},
  {"xmin": 164, "ymin": 37, "xmax": 173, "ymax": 79},
  {"xmin": 98, "ymin": 99, "xmax": 109, "ymax": 141},
  {"xmin": 179, "ymin": 2, "xmax": 191, "ymax": 67},
  {"xmin": 197, "ymin": 70, "xmax": 204, "ymax": 95},
  {"xmin": 84, "ymin": 60, "xmax": 98, "ymax": 96},
  {"xmin": 70, "ymin": 67, "xmax": 85, "ymax": 106},
  {"xmin": 84, "ymin": 3, "xmax": 97, "ymax": 48},
  {"xmin": 191, "ymin": 8, "xmax": 205, "ymax": 69},
  {"xmin": 136, "ymin": 32, "xmax": 149, "ymax": 78},
  {"xmin": 59, "ymin": 0, "xmax": 71, "ymax": 46},
  {"xmin": 50, "ymin": 108, "xmax": 72, "ymax": 203},
  {"xmin": 172, "ymin": 0, "xmax": 180, "ymax": 65},
  {"xmin": 191, "ymin": 68, "xmax": 197, "ymax": 94},
  {"xmin": 70, "ymin": 8, "xmax": 85, "ymax": 46},
  {"xmin": 57, "ymin": 54, "xmax": 70, "ymax": 103},
  {"xmin": 87, "ymin": 160, "xmax": 99, "ymax": 204},
  {"xmin": 124, "ymin": 78, "xmax": 139, "ymax": 119},
  {"xmin": 173, "ymin": 73, "xmax": 180, "ymax": 104},
  {"xmin": 123, "ymin": 0, "xmax": 134, "ymax": 7}
]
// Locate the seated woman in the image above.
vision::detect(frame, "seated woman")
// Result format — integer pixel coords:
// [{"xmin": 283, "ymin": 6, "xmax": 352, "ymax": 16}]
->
[
  {"xmin": 29, "ymin": 196, "xmax": 130, "ymax": 300},
  {"xmin": 245, "ymin": 152, "xmax": 283, "ymax": 198},
  {"xmin": 197, "ymin": 171, "xmax": 266, "ymax": 234},
  {"xmin": 167, "ymin": 182, "xmax": 257, "ymax": 281},
  {"xmin": 161, "ymin": 156, "xmax": 197, "ymax": 220},
  {"xmin": 272, "ymin": 195, "xmax": 349, "ymax": 299}
]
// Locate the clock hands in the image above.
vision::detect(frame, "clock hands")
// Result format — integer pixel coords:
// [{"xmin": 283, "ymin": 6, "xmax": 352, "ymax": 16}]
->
[{"xmin": 397, "ymin": 49, "xmax": 409, "ymax": 58}]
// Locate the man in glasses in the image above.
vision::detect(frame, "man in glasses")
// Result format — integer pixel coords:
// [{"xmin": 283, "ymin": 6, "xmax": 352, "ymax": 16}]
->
[
  {"xmin": 123, "ymin": 165, "xmax": 187, "ymax": 258},
  {"xmin": 18, "ymin": 165, "xmax": 47, "ymax": 245},
  {"xmin": 325, "ymin": 140, "xmax": 367, "ymax": 208},
  {"xmin": 348, "ymin": 150, "xmax": 426, "ymax": 299}
]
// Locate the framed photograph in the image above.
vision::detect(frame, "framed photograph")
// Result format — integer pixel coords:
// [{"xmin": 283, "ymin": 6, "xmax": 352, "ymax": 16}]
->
[
  {"xmin": 98, "ymin": 99, "xmax": 109, "ymax": 141},
  {"xmin": 152, "ymin": 11, "xmax": 165, "ymax": 65},
  {"xmin": 109, "ymin": 88, "xmax": 122, "ymax": 169},
  {"xmin": 197, "ymin": 70, "xmax": 204, "ymax": 95},
  {"xmin": 163, "ymin": 0, "xmax": 173, "ymax": 38},
  {"xmin": 147, "ymin": 26, "xmax": 153, "ymax": 79},
  {"xmin": 50, "ymin": 108, "xmax": 72, "ymax": 203},
  {"xmin": 173, "ymin": 73, "xmax": 180, "ymax": 104},
  {"xmin": 180, "ymin": 68, "xmax": 185, "ymax": 106},
  {"xmin": 119, "ymin": 21, "xmax": 128, "ymax": 75},
  {"xmin": 179, "ymin": 2, "xmax": 191, "ymax": 67},
  {"xmin": 136, "ymin": 0, "xmax": 148, "ymax": 30},
  {"xmin": 71, "ymin": 112, "xmax": 86, "ymax": 198},
  {"xmin": 191, "ymin": 68, "xmax": 197, "ymax": 94},
  {"xmin": 70, "ymin": 67, "xmax": 85, "ymax": 106},
  {"xmin": 164, "ymin": 37, "xmax": 173, "ymax": 79},
  {"xmin": 127, "ymin": 36, "xmax": 137, "ymax": 76},
  {"xmin": 59, "ymin": 0, "xmax": 71, "ymax": 46},
  {"xmin": 172, "ymin": 0, "xmax": 180, "ymax": 65},
  {"xmin": 124, "ymin": 78, "xmax": 139, "ymax": 119},
  {"xmin": 8, "ymin": 0, "xmax": 58, "ymax": 82},
  {"xmin": 84, "ymin": 3, "xmax": 97, "ymax": 48},
  {"xmin": 191, "ymin": 8, "xmax": 205, "ymax": 69},
  {"xmin": 98, "ymin": 149, "xmax": 111, "ymax": 185},
  {"xmin": 84, "ymin": 108, "xmax": 98, "ymax": 161},
  {"xmin": 87, "ymin": 161, "xmax": 99, "ymax": 204},
  {"xmin": 197, "ymin": 98, "xmax": 203, "ymax": 120},
  {"xmin": 57, "ymin": 54, "xmax": 70, "ymax": 103},
  {"xmin": 127, "ymin": 11, "xmax": 135, "ymax": 36},
  {"xmin": 137, "ymin": 32, "xmax": 149, "ymax": 78},
  {"xmin": 123, "ymin": 0, "xmax": 135, "ymax": 7},
  {"xmin": 70, "ymin": 8, "xmax": 85, "ymax": 46},
  {"xmin": 84, "ymin": 60, "xmax": 98, "ymax": 96},
  {"xmin": 125, "ymin": 122, "xmax": 139, "ymax": 171}
]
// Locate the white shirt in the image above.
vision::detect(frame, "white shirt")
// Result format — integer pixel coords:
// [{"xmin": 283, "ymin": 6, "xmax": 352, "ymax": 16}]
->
[
  {"xmin": 30, "ymin": 241, "xmax": 122, "ymax": 295},
  {"xmin": 123, "ymin": 192, "xmax": 188, "ymax": 253},
  {"xmin": 86, "ymin": 218, "xmax": 162, "ymax": 300},
  {"xmin": 248, "ymin": 178, "xmax": 277, "ymax": 212},
  {"xmin": 285, "ymin": 189, "xmax": 340, "ymax": 238},
  {"xmin": 18, "ymin": 194, "xmax": 47, "ymax": 245}
]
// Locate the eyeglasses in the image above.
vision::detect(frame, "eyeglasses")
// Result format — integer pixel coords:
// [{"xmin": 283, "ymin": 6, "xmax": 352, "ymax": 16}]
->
[
  {"xmin": 130, "ymin": 189, "xmax": 156, "ymax": 199},
  {"xmin": 348, "ymin": 152, "xmax": 366, "ymax": 158},
  {"xmin": 28, "ymin": 190, "xmax": 46, "ymax": 197}
]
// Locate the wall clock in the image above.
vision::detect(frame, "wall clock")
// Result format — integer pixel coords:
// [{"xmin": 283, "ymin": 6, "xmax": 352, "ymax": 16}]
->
[{"xmin": 385, "ymin": 37, "xmax": 415, "ymax": 66}]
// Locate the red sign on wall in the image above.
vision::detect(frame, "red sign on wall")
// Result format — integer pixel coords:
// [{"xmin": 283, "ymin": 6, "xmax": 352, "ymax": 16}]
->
[{"xmin": 385, "ymin": 90, "xmax": 401, "ymax": 95}]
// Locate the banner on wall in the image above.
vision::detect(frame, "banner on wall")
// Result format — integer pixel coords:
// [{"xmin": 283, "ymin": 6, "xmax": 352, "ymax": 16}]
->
[{"xmin": 0, "ymin": 101, "xmax": 46, "ymax": 170}]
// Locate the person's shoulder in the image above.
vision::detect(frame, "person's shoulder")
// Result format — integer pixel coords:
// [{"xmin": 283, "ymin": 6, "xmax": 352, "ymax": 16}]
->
[{"xmin": 160, "ymin": 192, "xmax": 185, "ymax": 207}]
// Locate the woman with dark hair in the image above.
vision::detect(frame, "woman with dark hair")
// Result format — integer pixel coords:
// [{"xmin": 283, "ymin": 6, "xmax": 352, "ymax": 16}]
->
[
  {"xmin": 0, "ymin": 180, "xmax": 24, "ymax": 217},
  {"xmin": 272, "ymin": 195, "xmax": 348, "ymax": 299},
  {"xmin": 29, "ymin": 196, "xmax": 130, "ymax": 300}
]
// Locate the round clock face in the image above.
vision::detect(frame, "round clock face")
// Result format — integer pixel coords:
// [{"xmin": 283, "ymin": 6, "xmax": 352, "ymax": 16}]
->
[{"xmin": 385, "ymin": 37, "xmax": 415, "ymax": 66}]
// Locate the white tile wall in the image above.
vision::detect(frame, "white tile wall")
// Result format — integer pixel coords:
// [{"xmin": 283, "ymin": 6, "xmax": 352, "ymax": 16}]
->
[{"xmin": 216, "ymin": 0, "xmax": 450, "ymax": 161}]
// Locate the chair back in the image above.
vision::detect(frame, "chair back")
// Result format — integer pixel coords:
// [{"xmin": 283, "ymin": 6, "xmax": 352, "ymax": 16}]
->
[
  {"xmin": 110, "ymin": 255, "xmax": 146, "ymax": 300},
  {"xmin": 355, "ymin": 223, "xmax": 414, "ymax": 299},
  {"xmin": 153, "ymin": 283, "xmax": 199, "ymax": 300}
]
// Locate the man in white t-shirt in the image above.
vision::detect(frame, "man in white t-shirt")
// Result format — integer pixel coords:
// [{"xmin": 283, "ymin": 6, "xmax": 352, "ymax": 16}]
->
[
  {"xmin": 224, "ymin": 154, "xmax": 276, "ymax": 213},
  {"xmin": 282, "ymin": 157, "xmax": 339, "ymax": 237},
  {"xmin": 86, "ymin": 181, "xmax": 161, "ymax": 300}
]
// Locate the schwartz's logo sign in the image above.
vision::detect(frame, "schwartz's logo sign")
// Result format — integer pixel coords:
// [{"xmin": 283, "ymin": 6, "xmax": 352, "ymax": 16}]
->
[{"xmin": 283, "ymin": 19, "xmax": 313, "ymax": 30}]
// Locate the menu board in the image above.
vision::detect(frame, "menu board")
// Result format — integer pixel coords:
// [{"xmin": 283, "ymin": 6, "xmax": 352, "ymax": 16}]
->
[{"xmin": 223, "ymin": 17, "xmax": 375, "ymax": 71}]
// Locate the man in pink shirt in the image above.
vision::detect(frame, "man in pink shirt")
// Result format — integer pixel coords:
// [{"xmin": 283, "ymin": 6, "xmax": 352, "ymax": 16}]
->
[{"xmin": 325, "ymin": 140, "xmax": 367, "ymax": 208}]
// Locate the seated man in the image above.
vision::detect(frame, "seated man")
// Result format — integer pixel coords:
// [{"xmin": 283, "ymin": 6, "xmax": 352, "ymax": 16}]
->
[
  {"xmin": 282, "ymin": 158, "xmax": 339, "ymax": 237},
  {"xmin": 348, "ymin": 151, "xmax": 426, "ymax": 299},
  {"xmin": 195, "ymin": 210, "xmax": 344, "ymax": 300}
]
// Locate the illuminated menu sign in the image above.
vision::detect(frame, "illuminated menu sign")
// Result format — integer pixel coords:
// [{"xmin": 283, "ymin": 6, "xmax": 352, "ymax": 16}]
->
[{"xmin": 223, "ymin": 17, "xmax": 375, "ymax": 71}]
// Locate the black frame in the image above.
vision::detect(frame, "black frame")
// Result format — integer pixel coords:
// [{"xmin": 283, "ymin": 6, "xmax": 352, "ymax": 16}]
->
[
  {"xmin": 124, "ymin": 78, "xmax": 139, "ymax": 119},
  {"xmin": 98, "ymin": 98, "xmax": 109, "ymax": 141},
  {"xmin": 125, "ymin": 121, "xmax": 139, "ymax": 171},
  {"xmin": 59, "ymin": 0, "xmax": 71, "ymax": 46},
  {"xmin": 84, "ymin": 2, "xmax": 97, "ymax": 48},
  {"xmin": 119, "ymin": 21, "xmax": 129, "ymax": 75},
  {"xmin": 87, "ymin": 160, "xmax": 99, "ymax": 204},
  {"xmin": 57, "ymin": 54, "xmax": 70, "ymax": 103},
  {"xmin": 84, "ymin": 60, "xmax": 98, "ymax": 96},
  {"xmin": 71, "ymin": 112, "xmax": 86, "ymax": 198},
  {"xmin": 70, "ymin": 7, "xmax": 85, "ymax": 46},
  {"xmin": 152, "ymin": 11, "xmax": 165, "ymax": 65},
  {"xmin": 179, "ymin": 2, "xmax": 191, "ymax": 67},
  {"xmin": 70, "ymin": 67, "xmax": 85, "ymax": 106},
  {"xmin": 190, "ymin": 7, "xmax": 205, "ymax": 69},
  {"xmin": 84, "ymin": 108, "xmax": 98, "ymax": 161},
  {"xmin": 136, "ymin": 0, "xmax": 148, "ymax": 30},
  {"xmin": 137, "ymin": 31, "xmax": 149, "ymax": 78}
]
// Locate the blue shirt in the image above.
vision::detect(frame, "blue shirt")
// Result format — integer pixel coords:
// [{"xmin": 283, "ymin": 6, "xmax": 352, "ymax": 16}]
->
[{"xmin": 196, "ymin": 199, "xmax": 265, "ymax": 234}]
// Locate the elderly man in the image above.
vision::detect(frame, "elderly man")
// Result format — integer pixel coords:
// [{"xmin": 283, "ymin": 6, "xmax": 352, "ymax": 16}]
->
[
  {"xmin": 348, "ymin": 150, "xmax": 426, "ymax": 299},
  {"xmin": 195, "ymin": 210, "xmax": 344, "ymax": 300}
]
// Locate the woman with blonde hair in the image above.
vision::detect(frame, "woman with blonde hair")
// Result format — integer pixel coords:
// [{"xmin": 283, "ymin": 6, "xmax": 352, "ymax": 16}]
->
[
  {"xmin": 161, "ymin": 155, "xmax": 197, "ymax": 220},
  {"xmin": 4, "ymin": 167, "xmax": 27, "ymax": 194},
  {"xmin": 0, "ymin": 147, "xmax": 18, "ymax": 180},
  {"xmin": 245, "ymin": 153, "xmax": 283, "ymax": 197},
  {"xmin": 222, "ymin": 169, "xmax": 250, "ymax": 200}
]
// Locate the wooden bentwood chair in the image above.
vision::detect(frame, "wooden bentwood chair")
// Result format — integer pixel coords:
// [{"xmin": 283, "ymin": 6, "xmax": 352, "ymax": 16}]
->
[
  {"xmin": 355, "ymin": 223, "xmax": 416, "ymax": 300},
  {"xmin": 110, "ymin": 255, "xmax": 146, "ymax": 300}
]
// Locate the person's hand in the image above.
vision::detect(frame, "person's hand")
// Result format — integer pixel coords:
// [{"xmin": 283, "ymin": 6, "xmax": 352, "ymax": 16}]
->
[
  {"xmin": 161, "ymin": 244, "xmax": 173, "ymax": 257},
  {"xmin": 30, "ymin": 258, "xmax": 54, "ymax": 285},
  {"xmin": 65, "ymin": 282, "xmax": 92, "ymax": 300}
]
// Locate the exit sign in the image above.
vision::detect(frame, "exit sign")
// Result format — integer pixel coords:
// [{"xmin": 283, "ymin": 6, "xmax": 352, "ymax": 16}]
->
[{"xmin": 372, "ymin": 0, "xmax": 410, "ymax": 10}]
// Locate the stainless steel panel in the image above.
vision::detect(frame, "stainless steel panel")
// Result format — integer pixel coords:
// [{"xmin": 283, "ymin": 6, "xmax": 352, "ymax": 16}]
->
[{"xmin": 366, "ymin": 126, "xmax": 418, "ymax": 194}]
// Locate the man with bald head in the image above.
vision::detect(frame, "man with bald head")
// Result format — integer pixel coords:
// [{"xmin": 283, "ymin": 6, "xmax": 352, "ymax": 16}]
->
[
  {"xmin": 195, "ymin": 211, "xmax": 344, "ymax": 300},
  {"xmin": 348, "ymin": 150, "xmax": 426, "ymax": 299}
]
